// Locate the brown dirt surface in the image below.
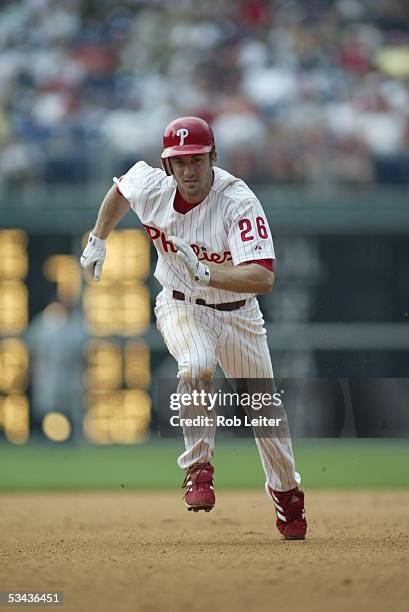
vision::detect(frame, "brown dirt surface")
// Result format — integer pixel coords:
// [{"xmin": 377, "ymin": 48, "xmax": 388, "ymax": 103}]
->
[{"xmin": 0, "ymin": 490, "xmax": 408, "ymax": 612}]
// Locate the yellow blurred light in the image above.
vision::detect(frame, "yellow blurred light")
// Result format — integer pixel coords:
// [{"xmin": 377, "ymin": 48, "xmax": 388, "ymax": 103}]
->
[
  {"xmin": 86, "ymin": 392, "xmax": 118, "ymax": 417},
  {"xmin": 376, "ymin": 47, "xmax": 409, "ymax": 78},
  {"xmin": 83, "ymin": 282, "xmax": 150, "ymax": 336},
  {"xmin": 43, "ymin": 255, "xmax": 81, "ymax": 302},
  {"xmin": 84, "ymin": 390, "xmax": 151, "ymax": 444},
  {"xmin": 83, "ymin": 284, "xmax": 119, "ymax": 336},
  {"xmin": 81, "ymin": 227, "xmax": 152, "ymax": 442},
  {"xmin": 42, "ymin": 412, "xmax": 71, "ymax": 442},
  {"xmin": 125, "ymin": 340, "xmax": 150, "ymax": 388},
  {"xmin": 106, "ymin": 230, "xmax": 150, "ymax": 281},
  {"xmin": 5, "ymin": 430, "xmax": 29, "ymax": 445},
  {"xmin": 122, "ymin": 282, "xmax": 150, "ymax": 332},
  {"xmin": 85, "ymin": 340, "xmax": 122, "ymax": 390},
  {"xmin": 0, "ymin": 281, "xmax": 28, "ymax": 334},
  {"xmin": 0, "ymin": 338, "xmax": 28, "ymax": 392},
  {"xmin": 82, "ymin": 229, "xmax": 151, "ymax": 334},
  {"xmin": 0, "ymin": 229, "xmax": 27, "ymax": 247},
  {"xmin": 123, "ymin": 390, "xmax": 151, "ymax": 421},
  {"xmin": 109, "ymin": 418, "xmax": 137, "ymax": 443},
  {"xmin": 0, "ymin": 230, "xmax": 28, "ymax": 281},
  {"xmin": 81, "ymin": 229, "xmax": 150, "ymax": 282},
  {"xmin": 83, "ymin": 414, "xmax": 111, "ymax": 444},
  {"xmin": 1, "ymin": 394, "xmax": 29, "ymax": 444}
]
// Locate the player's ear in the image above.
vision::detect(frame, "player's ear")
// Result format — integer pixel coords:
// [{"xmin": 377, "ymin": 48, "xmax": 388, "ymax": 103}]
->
[{"xmin": 210, "ymin": 147, "xmax": 217, "ymax": 164}]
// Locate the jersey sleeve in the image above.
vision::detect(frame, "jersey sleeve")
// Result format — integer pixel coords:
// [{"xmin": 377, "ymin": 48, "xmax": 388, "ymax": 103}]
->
[
  {"xmin": 113, "ymin": 161, "xmax": 165, "ymax": 216},
  {"xmin": 246, "ymin": 259, "xmax": 274, "ymax": 272},
  {"xmin": 227, "ymin": 198, "xmax": 275, "ymax": 265}
]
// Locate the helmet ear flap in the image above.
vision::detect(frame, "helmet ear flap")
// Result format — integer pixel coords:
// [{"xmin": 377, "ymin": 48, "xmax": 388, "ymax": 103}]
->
[
  {"xmin": 210, "ymin": 146, "xmax": 217, "ymax": 164},
  {"xmin": 161, "ymin": 158, "xmax": 172, "ymax": 176}
]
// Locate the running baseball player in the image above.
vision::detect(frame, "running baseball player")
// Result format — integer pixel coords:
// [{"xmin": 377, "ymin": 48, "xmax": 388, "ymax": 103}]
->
[{"xmin": 80, "ymin": 116, "xmax": 307, "ymax": 540}]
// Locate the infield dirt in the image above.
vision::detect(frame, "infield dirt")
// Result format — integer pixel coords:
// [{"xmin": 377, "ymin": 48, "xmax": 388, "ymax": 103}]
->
[{"xmin": 1, "ymin": 490, "xmax": 408, "ymax": 612}]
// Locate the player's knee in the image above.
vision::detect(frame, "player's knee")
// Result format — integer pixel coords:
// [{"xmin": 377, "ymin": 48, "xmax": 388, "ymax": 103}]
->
[{"xmin": 179, "ymin": 362, "xmax": 214, "ymax": 387}]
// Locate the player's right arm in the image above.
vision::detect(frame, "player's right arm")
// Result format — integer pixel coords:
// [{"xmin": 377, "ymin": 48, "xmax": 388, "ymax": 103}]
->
[
  {"xmin": 81, "ymin": 161, "xmax": 165, "ymax": 281},
  {"xmin": 92, "ymin": 184, "xmax": 130, "ymax": 239},
  {"xmin": 80, "ymin": 184, "xmax": 130, "ymax": 281}
]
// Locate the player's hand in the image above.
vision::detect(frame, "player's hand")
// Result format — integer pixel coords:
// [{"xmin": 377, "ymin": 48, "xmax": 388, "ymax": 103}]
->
[
  {"xmin": 169, "ymin": 236, "xmax": 211, "ymax": 286},
  {"xmin": 80, "ymin": 233, "xmax": 106, "ymax": 282}
]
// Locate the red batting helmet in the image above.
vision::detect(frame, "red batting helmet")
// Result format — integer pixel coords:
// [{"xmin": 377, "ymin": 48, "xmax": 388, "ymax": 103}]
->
[{"xmin": 161, "ymin": 116, "xmax": 215, "ymax": 175}]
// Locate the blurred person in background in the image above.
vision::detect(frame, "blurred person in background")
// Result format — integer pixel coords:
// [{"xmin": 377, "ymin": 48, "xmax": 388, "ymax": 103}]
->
[{"xmin": 26, "ymin": 297, "xmax": 88, "ymax": 439}]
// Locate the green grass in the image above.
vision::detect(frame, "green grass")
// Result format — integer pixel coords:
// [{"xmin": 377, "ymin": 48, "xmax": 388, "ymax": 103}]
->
[{"xmin": 0, "ymin": 439, "xmax": 408, "ymax": 491}]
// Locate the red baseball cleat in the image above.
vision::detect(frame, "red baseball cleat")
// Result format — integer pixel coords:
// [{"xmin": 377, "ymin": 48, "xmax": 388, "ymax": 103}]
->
[
  {"xmin": 267, "ymin": 485, "xmax": 307, "ymax": 540},
  {"xmin": 182, "ymin": 463, "xmax": 215, "ymax": 512}
]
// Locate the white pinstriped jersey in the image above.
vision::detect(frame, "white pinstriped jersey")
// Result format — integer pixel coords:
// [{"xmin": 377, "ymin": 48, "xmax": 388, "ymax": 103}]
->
[
  {"xmin": 114, "ymin": 162, "xmax": 299, "ymax": 491},
  {"xmin": 115, "ymin": 162, "xmax": 275, "ymax": 303}
]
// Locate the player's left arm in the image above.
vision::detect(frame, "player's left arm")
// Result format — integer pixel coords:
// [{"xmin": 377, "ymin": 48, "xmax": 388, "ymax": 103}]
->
[
  {"xmin": 210, "ymin": 197, "xmax": 276, "ymax": 293},
  {"xmin": 206, "ymin": 261, "xmax": 275, "ymax": 294},
  {"xmin": 169, "ymin": 199, "xmax": 276, "ymax": 294},
  {"xmin": 169, "ymin": 237, "xmax": 275, "ymax": 294}
]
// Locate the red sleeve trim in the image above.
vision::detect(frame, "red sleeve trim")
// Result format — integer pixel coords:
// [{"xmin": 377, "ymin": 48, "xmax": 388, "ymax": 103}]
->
[{"xmin": 246, "ymin": 259, "xmax": 274, "ymax": 272}]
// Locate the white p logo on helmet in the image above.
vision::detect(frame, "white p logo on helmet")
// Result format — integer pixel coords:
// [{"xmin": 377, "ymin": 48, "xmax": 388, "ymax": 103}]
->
[{"xmin": 176, "ymin": 128, "xmax": 189, "ymax": 145}]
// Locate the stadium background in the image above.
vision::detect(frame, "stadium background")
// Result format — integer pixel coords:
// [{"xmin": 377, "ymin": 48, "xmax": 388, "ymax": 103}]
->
[{"xmin": 0, "ymin": 2, "xmax": 408, "ymax": 612}]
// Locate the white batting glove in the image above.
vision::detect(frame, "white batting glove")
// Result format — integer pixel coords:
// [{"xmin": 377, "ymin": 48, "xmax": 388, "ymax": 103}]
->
[
  {"xmin": 80, "ymin": 233, "xmax": 106, "ymax": 282},
  {"xmin": 169, "ymin": 236, "xmax": 211, "ymax": 286}
]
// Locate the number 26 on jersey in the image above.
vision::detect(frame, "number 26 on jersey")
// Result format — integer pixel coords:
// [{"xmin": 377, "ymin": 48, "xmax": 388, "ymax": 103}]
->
[{"xmin": 239, "ymin": 217, "xmax": 269, "ymax": 242}]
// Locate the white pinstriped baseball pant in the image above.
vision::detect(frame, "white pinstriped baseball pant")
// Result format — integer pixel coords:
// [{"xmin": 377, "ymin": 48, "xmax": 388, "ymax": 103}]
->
[{"xmin": 155, "ymin": 288, "xmax": 299, "ymax": 492}]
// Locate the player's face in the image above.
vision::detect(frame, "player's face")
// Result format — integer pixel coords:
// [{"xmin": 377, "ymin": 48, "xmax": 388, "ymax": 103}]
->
[{"xmin": 170, "ymin": 153, "xmax": 214, "ymax": 203}]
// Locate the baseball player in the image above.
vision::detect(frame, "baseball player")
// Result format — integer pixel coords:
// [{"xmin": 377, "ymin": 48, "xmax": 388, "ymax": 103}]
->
[{"xmin": 80, "ymin": 116, "xmax": 307, "ymax": 540}]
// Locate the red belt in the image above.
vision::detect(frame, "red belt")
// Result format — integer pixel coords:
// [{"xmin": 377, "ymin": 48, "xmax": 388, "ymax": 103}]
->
[{"xmin": 172, "ymin": 290, "xmax": 246, "ymax": 312}]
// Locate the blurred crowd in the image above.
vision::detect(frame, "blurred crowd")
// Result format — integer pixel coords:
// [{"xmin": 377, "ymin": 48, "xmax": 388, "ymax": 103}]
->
[{"xmin": 0, "ymin": 0, "xmax": 409, "ymax": 188}]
